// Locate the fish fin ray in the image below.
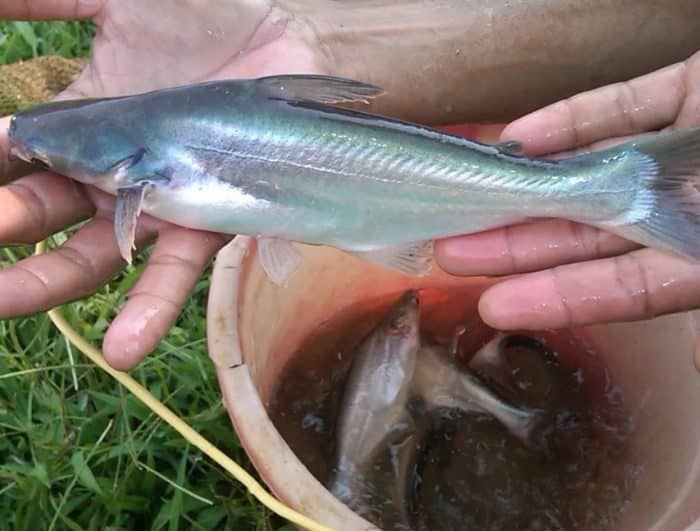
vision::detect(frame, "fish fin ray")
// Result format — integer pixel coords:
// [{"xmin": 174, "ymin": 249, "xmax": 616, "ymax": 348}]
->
[
  {"xmin": 111, "ymin": 148, "xmax": 147, "ymax": 171},
  {"xmin": 416, "ymin": 343, "xmax": 541, "ymax": 444},
  {"xmin": 258, "ymin": 74, "xmax": 384, "ymax": 105},
  {"xmin": 257, "ymin": 237, "xmax": 302, "ymax": 287},
  {"xmin": 448, "ymin": 325, "xmax": 467, "ymax": 357},
  {"xmin": 598, "ymin": 127, "xmax": 700, "ymax": 261},
  {"xmin": 350, "ymin": 241, "xmax": 434, "ymax": 276},
  {"xmin": 105, "ymin": 148, "xmax": 149, "ymax": 182},
  {"xmin": 468, "ymin": 333, "xmax": 506, "ymax": 372},
  {"xmin": 115, "ymin": 183, "xmax": 150, "ymax": 264}
]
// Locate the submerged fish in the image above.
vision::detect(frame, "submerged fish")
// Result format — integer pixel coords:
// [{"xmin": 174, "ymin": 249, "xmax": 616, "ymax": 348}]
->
[
  {"xmin": 330, "ymin": 291, "xmax": 549, "ymax": 528},
  {"xmin": 8, "ymin": 74, "xmax": 700, "ymax": 285},
  {"xmin": 414, "ymin": 342, "xmax": 543, "ymax": 446},
  {"xmin": 329, "ymin": 290, "xmax": 423, "ymax": 529},
  {"xmin": 469, "ymin": 333, "xmax": 561, "ymax": 398}
]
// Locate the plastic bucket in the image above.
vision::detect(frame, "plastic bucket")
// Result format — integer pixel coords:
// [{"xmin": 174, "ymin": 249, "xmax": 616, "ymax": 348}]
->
[{"xmin": 207, "ymin": 236, "xmax": 700, "ymax": 531}]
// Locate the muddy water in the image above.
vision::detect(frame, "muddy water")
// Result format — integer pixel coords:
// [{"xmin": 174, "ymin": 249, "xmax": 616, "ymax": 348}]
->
[{"xmin": 267, "ymin": 289, "xmax": 641, "ymax": 531}]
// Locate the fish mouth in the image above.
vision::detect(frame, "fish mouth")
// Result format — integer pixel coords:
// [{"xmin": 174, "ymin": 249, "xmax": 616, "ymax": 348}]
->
[
  {"xmin": 8, "ymin": 145, "xmax": 29, "ymax": 163},
  {"xmin": 7, "ymin": 136, "xmax": 32, "ymax": 164},
  {"xmin": 388, "ymin": 290, "xmax": 421, "ymax": 333},
  {"xmin": 7, "ymin": 140, "xmax": 50, "ymax": 170}
]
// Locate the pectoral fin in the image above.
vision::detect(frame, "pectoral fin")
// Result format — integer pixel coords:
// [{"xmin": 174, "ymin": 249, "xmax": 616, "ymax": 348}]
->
[
  {"xmin": 115, "ymin": 183, "xmax": 150, "ymax": 264},
  {"xmin": 468, "ymin": 333, "xmax": 507, "ymax": 371},
  {"xmin": 350, "ymin": 241, "xmax": 434, "ymax": 276},
  {"xmin": 449, "ymin": 325, "xmax": 467, "ymax": 358},
  {"xmin": 258, "ymin": 237, "xmax": 302, "ymax": 287},
  {"xmin": 258, "ymin": 74, "xmax": 384, "ymax": 105}
]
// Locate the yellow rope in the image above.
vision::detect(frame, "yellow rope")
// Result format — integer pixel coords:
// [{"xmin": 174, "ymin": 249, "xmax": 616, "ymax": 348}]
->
[{"xmin": 35, "ymin": 240, "xmax": 334, "ymax": 531}]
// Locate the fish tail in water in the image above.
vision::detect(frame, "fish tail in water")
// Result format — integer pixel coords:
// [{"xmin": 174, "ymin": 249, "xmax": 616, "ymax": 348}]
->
[
  {"xmin": 499, "ymin": 404, "xmax": 544, "ymax": 445},
  {"xmin": 596, "ymin": 127, "xmax": 700, "ymax": 260}
]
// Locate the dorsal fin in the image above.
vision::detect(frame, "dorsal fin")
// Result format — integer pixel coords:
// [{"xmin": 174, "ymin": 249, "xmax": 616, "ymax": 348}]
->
[{"xmin": 257, "ymin": 74, "xmax": 384, "ymax": 105}]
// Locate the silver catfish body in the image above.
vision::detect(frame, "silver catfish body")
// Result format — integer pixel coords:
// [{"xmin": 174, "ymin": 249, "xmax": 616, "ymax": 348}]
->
[
  {"xmin": 329, "ymin": 290, "xmax": 422, "ymax": 529},
  {"xmin": 413, "ymin": 336, "xmax": 543, "ymax": 445},
  {"xmin": 9, "ymin": 74, "xmax": 700, "ymax": 285}
]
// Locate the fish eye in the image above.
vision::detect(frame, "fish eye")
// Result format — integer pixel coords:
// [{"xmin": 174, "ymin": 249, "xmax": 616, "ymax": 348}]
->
[{"xmin": 30, "ymin": 157, "xmax": 51, "ymax": 170}]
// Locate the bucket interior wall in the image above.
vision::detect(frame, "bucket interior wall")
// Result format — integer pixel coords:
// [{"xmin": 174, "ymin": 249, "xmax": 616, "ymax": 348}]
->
[
  {"xmin": 231, "ymin": 241, "xmax": 700, "ymax": 531},
  {"xmin": 585, "ymin": 315, "xmax": 700, "ymax": 531}
]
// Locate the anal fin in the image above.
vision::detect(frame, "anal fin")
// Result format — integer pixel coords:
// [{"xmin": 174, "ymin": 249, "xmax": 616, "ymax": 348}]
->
[
  {"xmin": 258, "ymin": 237, "xmax": 302, "ymax": 287},
  {"xmin": 350, "ymin": 241, "xmax": 434, "ymax": 276},
  {"xmin": 115, "ymin": 183, "xmax": 150, "ymax": 264}
]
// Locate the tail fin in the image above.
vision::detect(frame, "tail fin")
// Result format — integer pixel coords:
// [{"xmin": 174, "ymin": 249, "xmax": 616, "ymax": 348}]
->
[{"xmin": 605, "ymin": 127, "xmax": 700, "ymax": 261}]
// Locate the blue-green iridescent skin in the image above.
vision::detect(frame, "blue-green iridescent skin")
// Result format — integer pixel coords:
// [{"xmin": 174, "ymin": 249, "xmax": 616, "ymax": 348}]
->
[{"xmin": 8, "ymin": 79, "xmax": 639, "ymax": 252}]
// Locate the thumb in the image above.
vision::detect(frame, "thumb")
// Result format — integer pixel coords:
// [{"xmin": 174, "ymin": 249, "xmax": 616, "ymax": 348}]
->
[{"xmin": 0, "ymin": 1, "xmax": 103, "ymax": 20}]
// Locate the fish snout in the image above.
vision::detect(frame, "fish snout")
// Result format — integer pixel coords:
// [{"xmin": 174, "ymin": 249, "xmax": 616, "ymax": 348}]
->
[
  {"xmin": 7, "ymin": 147, "xmax": 19, "ymax": 164},
  {"xmin": 7, "ymin": 143, "xmax": 29, "ymax": 164},
  {"xmin": 8, "ymin": 115, "xmax": 16, "ymax": 138},
  {"xmin": 402, "ymin": 290, "xmax": 419, "ymax": 305},
  {"xmin": 7, "ymin": 118, "xmax": 23, "ymax": 163},
  {"xmin": 7, "ymin": 134, "xmax": 53, "ymax": 169},
  {"xmin": 389, "ymin": 290, "xmax": 421, "ymax": 334},
  {"xmin": 7, "ymin": 116, "xmax": 47, "ymax": 165}
]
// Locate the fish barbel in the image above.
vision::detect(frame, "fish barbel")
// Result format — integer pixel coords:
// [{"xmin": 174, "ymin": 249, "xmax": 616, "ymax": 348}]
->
[{"xmin": 8, "ymin": 75, "xmax": 700, "ymax": 285}]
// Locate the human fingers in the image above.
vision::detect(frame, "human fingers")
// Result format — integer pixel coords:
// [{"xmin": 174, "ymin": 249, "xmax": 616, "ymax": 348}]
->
[
  {"xmin": 476, "ymin": 248, "xmax": 700, "ymax": 330},
  {"xmin": 0, "ymin": 215, "xmax": 155, "ymax": 318},
  {"xmin": 0, "ymin": 0, "xmax": 103, "ymax": 20},
  {"xmin": 675, "ymin": 51, "xmax": 700, "ymax": 129},
  {"xmin": 0, "ymin": 172, "xmax": 95, "ymax": 244},
  {"xmin": 500, "ymin": 62, "xmax": 687, "ymax": 156},
  {"xmin": 102, "ymin": 228, "xmax": 229, "ymax": 370},
  {"xmin": 435, "ymin": 219, "xmax": 639, "ymax": 276}
]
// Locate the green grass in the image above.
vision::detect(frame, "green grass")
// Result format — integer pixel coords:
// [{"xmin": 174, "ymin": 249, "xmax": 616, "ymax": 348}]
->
[
  {"xmin": 0, "ymin": 21, "xmax": 285, "ymax": 531},
  {"xmin": 0, "ymin": 21, "xmax": 95, "ymax": 63}
]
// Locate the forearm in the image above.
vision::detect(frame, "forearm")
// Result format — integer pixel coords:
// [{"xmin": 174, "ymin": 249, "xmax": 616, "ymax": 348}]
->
[{"xmin": 297, "ymin": 0, "xmax": 700, "ymax": 125}]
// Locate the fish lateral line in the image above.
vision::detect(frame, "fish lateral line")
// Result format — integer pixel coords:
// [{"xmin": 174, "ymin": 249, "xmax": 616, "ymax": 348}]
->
[{"xmin": 8, "ymin": 75, "xmax": 700, "ymax": 285}]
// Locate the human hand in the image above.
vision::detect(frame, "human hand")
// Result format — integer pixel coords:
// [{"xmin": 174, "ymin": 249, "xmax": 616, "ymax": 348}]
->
[
  {"xmin": 0, "ymin": 0, "xmax": 336, "ymax": 370},
  {"xmin": 3, "ymin": 2, "xmax": 699, "ymax": 373},
  {"xmin": 435, "ymin": 50, "xmax": 700, "ymax": 361}
]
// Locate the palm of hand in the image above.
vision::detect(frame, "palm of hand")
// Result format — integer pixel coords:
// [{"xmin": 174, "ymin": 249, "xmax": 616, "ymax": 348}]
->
[
  {"xmin": 0, "ymin": 0, "xmax": 329, "ymax": 370},
  {"xmin": 3, "ymin": 2, "xmax": 700, "ymax": 370},
  {"xmin": 72, "ymin": 0, "xmax": 326, "ymax": 97}
]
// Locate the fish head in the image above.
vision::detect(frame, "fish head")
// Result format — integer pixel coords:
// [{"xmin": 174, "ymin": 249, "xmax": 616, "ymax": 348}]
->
[
  {"xmin": 386, "ymin": 290, "xmax": 421, "ymax": 340},
  {"xmin": 332, "ymin": 291, "xmax": 422, "ymax": 481},
  {"xmin": 380, "ymin": 290, "xmax": 422, "ymax": 376},
  {"xmin": 383, "ymin": 289, "xmax": 422, "ymax": 363},
  {"xmin": 8, "ymin": 98, "xmax": 142, "ymax": 187},
  {"xmin": 345, "ymin": 290, "xmax": 422, "ymax": 407}
]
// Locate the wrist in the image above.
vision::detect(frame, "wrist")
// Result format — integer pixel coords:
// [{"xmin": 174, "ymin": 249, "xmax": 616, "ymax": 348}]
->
[
  {"xmin": 279, "ymin": 0, "xmax": 700, "ymax": 127},
  {"xmin": 290, "ymin": 0, "xmax": 474, "ymax": 124}
]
